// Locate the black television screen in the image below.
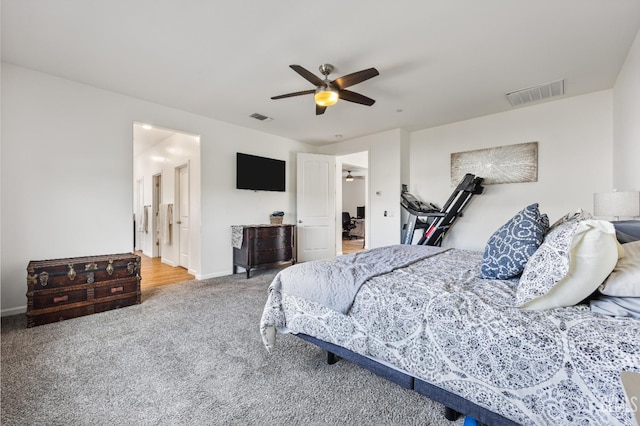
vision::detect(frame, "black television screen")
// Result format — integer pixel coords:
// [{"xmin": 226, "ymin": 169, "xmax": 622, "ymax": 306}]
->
[{"xmin": 236, "ymin": 153, "xmax": 286, "ymax": 192}]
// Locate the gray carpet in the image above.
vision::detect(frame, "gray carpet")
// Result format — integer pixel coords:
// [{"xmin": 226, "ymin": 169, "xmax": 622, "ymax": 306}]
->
[{"xmin": 1, "ymin": 268, "xmax": 463, "ymax": 426}]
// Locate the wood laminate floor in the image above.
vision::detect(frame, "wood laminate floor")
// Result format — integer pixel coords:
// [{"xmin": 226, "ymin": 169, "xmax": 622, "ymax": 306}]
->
[
  {"xmin": 136, "ymin": 251, "xmax": 194, "ymax": 290},
  {"xmin": 342, "ymin": 238, "xmax": 366, "ymax": 254}
]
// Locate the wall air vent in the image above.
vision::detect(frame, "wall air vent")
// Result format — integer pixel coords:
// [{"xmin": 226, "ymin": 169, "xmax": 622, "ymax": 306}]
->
[
  {"xmin": 506, "ymin": 79, "xmax": 564, "ymax": 107},
  {"xmin": 249, "ymin": 113, "xmax": 273, "ymax": 122}
]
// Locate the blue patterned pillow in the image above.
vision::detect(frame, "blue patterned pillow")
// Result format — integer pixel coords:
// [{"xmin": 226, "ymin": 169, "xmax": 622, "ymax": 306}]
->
[{"xmin": 481, "ymin": 203, "xmax": 549, "ymax": 279}]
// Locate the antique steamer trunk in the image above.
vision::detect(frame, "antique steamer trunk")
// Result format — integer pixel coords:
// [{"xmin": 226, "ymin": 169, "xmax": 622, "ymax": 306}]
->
[{"xmin": 26, "ymin": 253, "xmax": 141, "ymax": 327}]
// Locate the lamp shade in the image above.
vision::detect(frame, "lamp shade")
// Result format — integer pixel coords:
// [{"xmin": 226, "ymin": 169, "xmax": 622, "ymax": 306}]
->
[
  {"xmin": 593, "ymin": 191, "xmax": 640, "ymax": 219},
  {"xmin": 315, "ymin": 88, "xmax": 339, "ymax": 106}
]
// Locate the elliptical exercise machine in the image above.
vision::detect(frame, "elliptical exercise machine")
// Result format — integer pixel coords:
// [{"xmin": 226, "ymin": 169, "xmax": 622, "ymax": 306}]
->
[{"xmin": 401, "ymin": 173, "xmax": 484, "ymax": 246}]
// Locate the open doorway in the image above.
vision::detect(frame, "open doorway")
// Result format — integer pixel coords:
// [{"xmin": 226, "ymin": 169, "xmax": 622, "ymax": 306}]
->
[
  {"xmin": 133, "ymin": 122, "xmax": 200, "ymax": 288},
  {"xmin": 338, "ymin": 151, "xmax": 368, "ymax": 254}
]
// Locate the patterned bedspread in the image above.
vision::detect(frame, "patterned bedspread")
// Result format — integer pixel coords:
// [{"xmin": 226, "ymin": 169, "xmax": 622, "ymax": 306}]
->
[{"xmin": 260, "ymin": 248, "xmax": 640, "ymax": 425}]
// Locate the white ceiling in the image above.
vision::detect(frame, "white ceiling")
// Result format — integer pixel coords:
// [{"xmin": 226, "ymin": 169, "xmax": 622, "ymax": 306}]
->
[
  {"xmin": 3, "ymin": 1, "xmax": 640, "ymax": 146},
  {"xmin": 132, "ymin": 123, "xmax": 177, "ymax": 156}
]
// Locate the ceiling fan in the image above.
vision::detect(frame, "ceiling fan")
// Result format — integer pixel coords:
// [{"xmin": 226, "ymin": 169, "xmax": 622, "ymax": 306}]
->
[
  {"xmin": 344, "ymin": 170, "xmax": 365, "ymax": 181},
  {"xmin": 271, "ymin": 64, "xmax": 379, "ymax": 115}
]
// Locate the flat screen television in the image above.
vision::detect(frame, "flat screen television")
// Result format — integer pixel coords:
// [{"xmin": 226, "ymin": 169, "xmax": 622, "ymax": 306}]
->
[{"xmin": 236, "ymin": 152, "xmax": 286, "ymax": 192}]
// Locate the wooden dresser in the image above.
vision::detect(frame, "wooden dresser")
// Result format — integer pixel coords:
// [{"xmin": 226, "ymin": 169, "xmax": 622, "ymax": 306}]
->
[
  {"xmin": 232, "ymin": 224, "xmax": 296, "ymax": 278},
  {"xmin": 26, "ymin": 253, "xmax": 141, "ymax": 327}
]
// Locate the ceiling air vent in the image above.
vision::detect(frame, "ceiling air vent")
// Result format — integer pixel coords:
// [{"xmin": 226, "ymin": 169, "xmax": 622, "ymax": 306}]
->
[
  {"xmin": 249, "ymin": 113, "xmax": 272, "ymax": 122},
  {"xmin": 506, "ymin": 79, "xmax": 564, "ymax": 107}
]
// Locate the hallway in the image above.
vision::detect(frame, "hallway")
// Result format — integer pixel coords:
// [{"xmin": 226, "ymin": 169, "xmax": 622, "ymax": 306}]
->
[{"xmin": 137, "ymin": 252, "xmax": 194, "ymax": 290}]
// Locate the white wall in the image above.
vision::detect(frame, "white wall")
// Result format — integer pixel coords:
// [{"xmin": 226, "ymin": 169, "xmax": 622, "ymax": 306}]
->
[
  {"xmin": 134, "ymin": 131, "xmax": 200, "ymax": 272},
  {"xmin": 1, "ymin": 63, "xmax": 314, "ymax": 315},
  {"xmin": 409, "ymin": 90, "xmax": 614, "ymax": 251},
  {"xmin": 342, "ymin": 179, "xmax": 365, "ymax": 218},
  {"xmin": 613, "ymin": 28, "xmax": 640, "ymax": 191},
  {"xmin": 320, "ymin": 128, "xmax": 407, "ymax": 248}
]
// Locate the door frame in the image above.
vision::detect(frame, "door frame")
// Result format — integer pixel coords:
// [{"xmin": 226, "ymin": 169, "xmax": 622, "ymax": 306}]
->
[{"xmin": 135, "ymin": 177, "xmax": 144, "ymax": 252}]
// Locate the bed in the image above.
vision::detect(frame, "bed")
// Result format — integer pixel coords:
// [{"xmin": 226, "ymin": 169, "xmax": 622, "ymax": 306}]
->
[{"xmin": 260, "ymin": 208, "xmax": 640, "ymax": 425}]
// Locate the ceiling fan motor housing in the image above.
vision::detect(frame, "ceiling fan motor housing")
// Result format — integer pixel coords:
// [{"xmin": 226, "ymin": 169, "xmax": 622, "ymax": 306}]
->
[{"xmin": 318, "ymin": 64, "xmax": 334, "ymax": 76}]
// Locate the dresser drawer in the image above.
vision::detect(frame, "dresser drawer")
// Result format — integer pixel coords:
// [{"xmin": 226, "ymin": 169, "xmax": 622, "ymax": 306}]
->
[
  {"xmin": 251, "ymin": 247, "xmax": 293, "ymax": 264},
  {"xmin": 93, "ymin": 278, "xmax": 140, "ymax": 300},
  {"xmin": 249, "ymin": 226, "xmax": 292, "ymax": 239},
  {"xmin": 31, "ymin": 287, "xmax": 88, "ymax": 310},
  {"xmin": 94, "ymin": 294, "xmax": 140, "ymax": 313},
  {"xmin": 252, "ymin": 236, "xmax": 292, "ymax": 250},
  {"xmin": 28, "ymin": 305, "xmax": 94, "ymax": 327}
]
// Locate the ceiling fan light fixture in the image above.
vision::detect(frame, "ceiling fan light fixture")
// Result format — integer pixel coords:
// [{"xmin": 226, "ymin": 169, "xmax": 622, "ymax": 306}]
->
[
  {"xmin": 315, "ymin": 87, "xmax": 339, "ymax": 106},
  {"xmin": 345, "ymin": 171, "xmax": 354, "ymax": 182}
]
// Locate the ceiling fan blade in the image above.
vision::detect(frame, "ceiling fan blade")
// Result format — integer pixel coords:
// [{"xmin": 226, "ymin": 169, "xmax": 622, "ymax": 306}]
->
[
  {"xmin": 316, "ymin": 104, "xmax": 327, "ymax": 115},
  {"xmin": 271, "ymin": 89, "xmax": 315, "ymax": 100},
  {"xmin": 338, "ymin": 89, "xmax": 376, "ymax": 106},
  {"xmin": 290, "ymin": 65, "xmax": 324, "ymax": 87},
  {"xmin": 332, "ymin": 68, "xmax": 379, "ymax": 90}
]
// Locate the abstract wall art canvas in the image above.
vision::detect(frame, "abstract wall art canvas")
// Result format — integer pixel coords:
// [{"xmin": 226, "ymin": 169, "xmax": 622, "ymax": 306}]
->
[{"xmin": 451, "ymin": 141, "xmax": 538, "ymax": 185}]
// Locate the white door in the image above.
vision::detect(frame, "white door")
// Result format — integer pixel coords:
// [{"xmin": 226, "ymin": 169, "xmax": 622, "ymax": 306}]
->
[
  {"xmin": 296, "ymin": 153, "xmax": 336, "ymax": 262},
  {"xmin": 177, "ymin": 164, "xmax": 190, "ymax": 268}
]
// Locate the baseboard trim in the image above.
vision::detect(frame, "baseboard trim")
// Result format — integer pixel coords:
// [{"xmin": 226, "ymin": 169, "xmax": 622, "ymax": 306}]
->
[
  {"xmin": 161, "ymin": 258, "xmax": 177, "ymax": 267},
  {"xmin": 1, "ymin": 305, "xmax": 27, "ymax": 317},
  {"xmin": 196, "ymin": 270, "xmax": 234, "ymax": 280}
]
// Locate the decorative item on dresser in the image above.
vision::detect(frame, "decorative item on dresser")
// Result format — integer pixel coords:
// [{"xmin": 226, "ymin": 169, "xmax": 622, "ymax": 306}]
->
[
  {"xmin": 26, "ymin": 253, "xmax": 141, "ymax": 327},
  {"xmin": 270, "ymin": 211, "xmax": 285, "ymax": 225},
  {"xmin": 232, "ymin": 224, "xmax": 295, "ymax": 278}
]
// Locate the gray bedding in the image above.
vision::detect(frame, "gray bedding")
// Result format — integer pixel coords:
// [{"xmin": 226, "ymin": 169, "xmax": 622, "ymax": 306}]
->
[
  {"xmin": 274, "ymin": 244, "xmax": 446, "ymax": 314},
  {"xmin": 260, "ymin": 247, "xmax": 640, "ymax": 425}
]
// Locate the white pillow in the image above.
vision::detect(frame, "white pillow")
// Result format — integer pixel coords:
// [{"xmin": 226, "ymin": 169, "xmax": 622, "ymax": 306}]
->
[
  {"xmin": 517, "ymin": 219, "xmax": 620, "ymax": 310},
  {"xmin": 599, "ymin": 241, "xmax": 640, "ymax": 297}
]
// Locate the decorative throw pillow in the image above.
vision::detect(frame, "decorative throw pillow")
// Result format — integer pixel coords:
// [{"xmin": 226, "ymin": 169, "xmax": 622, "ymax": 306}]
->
[
  {"xmin": 480, "ymin": 203, "xmax": 549, "ymax": 279},
  {"xmin": 598, "ymin": 241, "xmax": 640, "ymax": 297},
  {"xmin": 517, "ymin": 219, "xmax": 620, "ymax": 310},
  {"xmin": 549, "ymin": 208, "xmax": 592, "ymax": 228}
]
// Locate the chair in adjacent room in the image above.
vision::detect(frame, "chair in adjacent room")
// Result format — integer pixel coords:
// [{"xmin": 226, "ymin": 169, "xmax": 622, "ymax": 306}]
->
[{"xmin": 342, "ymin": 212, "xmax": 357, "ymax": 240}]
